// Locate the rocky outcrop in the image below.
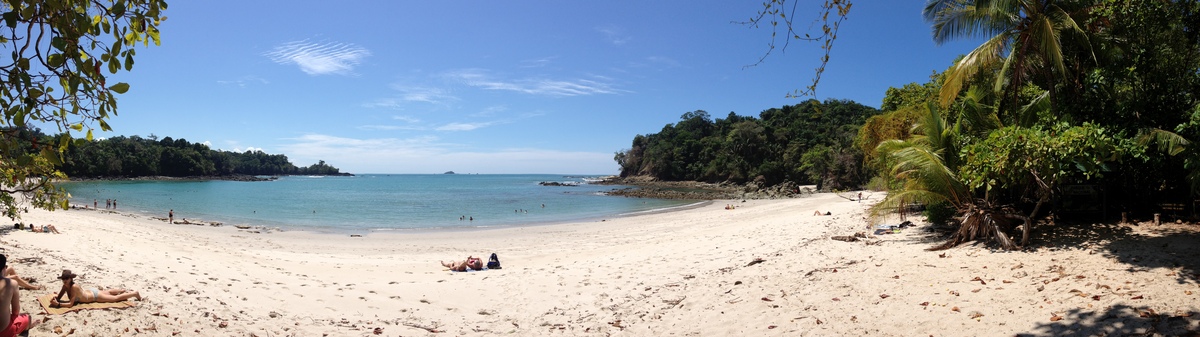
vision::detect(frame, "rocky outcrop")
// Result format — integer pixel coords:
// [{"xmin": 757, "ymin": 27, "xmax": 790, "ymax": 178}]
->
[{"xmin": 600, "ymin": 176, "xmax": 813, "ymax": 200}]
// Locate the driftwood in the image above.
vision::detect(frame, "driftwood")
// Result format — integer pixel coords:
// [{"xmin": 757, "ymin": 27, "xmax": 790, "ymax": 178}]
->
[{"xmin": 403, "ymin": 322, "xmax": 442, "ymax": 333}]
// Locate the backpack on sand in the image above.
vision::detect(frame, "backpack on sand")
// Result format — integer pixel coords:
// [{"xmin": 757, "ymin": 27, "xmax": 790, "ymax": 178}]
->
[{"xmin": 487, "ymin": 253, "xmax": 501, "ymax": 269}]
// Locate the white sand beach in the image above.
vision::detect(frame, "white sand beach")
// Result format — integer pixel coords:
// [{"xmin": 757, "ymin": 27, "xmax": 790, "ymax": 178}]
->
[{"xmin": 0, "ymin": 192, "xmax": 1196, "ymax": 336}]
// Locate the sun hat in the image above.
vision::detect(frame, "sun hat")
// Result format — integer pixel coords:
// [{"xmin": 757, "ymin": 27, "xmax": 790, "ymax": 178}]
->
[{"xmin": 57, "ymin": 270, "xmax": 79, "ymax": 280}]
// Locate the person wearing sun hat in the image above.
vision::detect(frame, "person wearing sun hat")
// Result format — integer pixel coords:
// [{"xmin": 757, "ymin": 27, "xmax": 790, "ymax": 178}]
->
[
  {"xmin": 50, "ymin": 269, "xmax": 142, "ymax": 309},
  {"xmin": 0, "ymin": 254, "xmax": 39, "ymax": 337}
]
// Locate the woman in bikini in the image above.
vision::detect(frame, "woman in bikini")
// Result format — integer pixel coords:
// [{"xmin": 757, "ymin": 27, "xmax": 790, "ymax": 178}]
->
[
  {"xmin": 440, "ymin": 256, "xmax": 484, "ymax": 272},
  {"xmin": 49, "ymin": 270, "xmax": 141, "ymax": 308}
]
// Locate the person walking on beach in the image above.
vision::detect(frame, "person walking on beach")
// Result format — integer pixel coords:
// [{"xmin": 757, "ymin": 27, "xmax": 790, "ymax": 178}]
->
[
  {"xmin": 93, "ymin": 200, "xmax": 97, "ymax": 209},
  {"xmin": 168, "ymin": 210, "xmax": 174, "ymax": 224},
  {"xmin": 0, "ymin": 254, "xmax": 39, "ymax": 337}
]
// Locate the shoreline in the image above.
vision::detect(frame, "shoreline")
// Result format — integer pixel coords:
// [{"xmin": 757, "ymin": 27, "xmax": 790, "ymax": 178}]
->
[
  {"xmin": 60, "ymin": 198, "xmax": 716, "ymax": 237},
  {"xmin": 3, "ymin": 193, "xmax": 1197, "ymax": 336}
]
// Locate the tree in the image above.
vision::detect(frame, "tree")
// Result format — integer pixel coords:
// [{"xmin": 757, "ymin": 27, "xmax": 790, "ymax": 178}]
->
[
  {"xmin": 924, "ymin": 0, "xmax": 1095, "ymax": 110},
  {"xmin": 0, "ymin": 0, "xmax": 166, "ymax": 219}
]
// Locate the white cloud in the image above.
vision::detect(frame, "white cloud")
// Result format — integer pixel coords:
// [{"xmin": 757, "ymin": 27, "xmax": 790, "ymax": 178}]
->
[
  {"xmin": 358, "ymin": 125, "xmax": 425, "ymax": 131},
  {"xmin": 265, "ymin": 40, "xmax": 370, "ymax": 75},
  {"xmin": 443, "ymin": 69, "xmax": 624, "ymax": 97},
  {"xmin": 277, "ymin": 134, "xmax": 617, "ymax": 174},
  {"xmin": 470, "ymin": 105, "xmax": 507, "ymax": 118},
  {"xmin": 217, "ymin": 76, "xmax": 269, "ymax": 88},
  {"xmin": 390, "ymin": 85, "xmax": 458, "ymax": 105},
  {"xmin": 596, "ymin": 26, "xmax": 630, "ymax": 46},
  {"xmin": 520, "ymin": 56, "xmax": 557, "ymax": 68},
  {"xmin": 232, "ymin": 146, "xmax": 265, "ymax": 153},
  {"xmin": 392, "ymin": 115, "xmax": 421, "ymax": 123},
  {"xmin": 436, "ymin": 122, "xmax": 495, "ymax": 131}
]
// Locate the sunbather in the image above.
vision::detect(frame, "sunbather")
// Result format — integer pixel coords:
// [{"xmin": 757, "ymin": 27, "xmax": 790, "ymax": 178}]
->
[
  {"xmin": 49, "ymin": 270, "xmax": 141, "ymax": 308},
  {"xmin": 440, "ymin": 256, "xmax": 484, "ymax": 272},
  {"xmin": 3, "ymin": 266, "xmax": 42, "ymax": 290},
  {"xmin": 0, "ymin": 254, "xmax": 39, "ymax": 337}
]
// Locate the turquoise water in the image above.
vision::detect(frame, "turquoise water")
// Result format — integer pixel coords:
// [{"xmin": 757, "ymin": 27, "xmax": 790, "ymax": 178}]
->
[{"xmin": 60, "ymin": 175, "xmax": 693, "ymax": 233}]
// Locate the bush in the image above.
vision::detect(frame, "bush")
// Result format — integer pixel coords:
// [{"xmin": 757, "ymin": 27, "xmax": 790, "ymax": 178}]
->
[{"xmin": 924, "ymin": 201, "xmax": 957, "ymax": 226}]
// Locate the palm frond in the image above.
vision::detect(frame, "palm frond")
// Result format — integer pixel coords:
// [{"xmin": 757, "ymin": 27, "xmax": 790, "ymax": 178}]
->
[
  {"xmin": 957, "ymin": 86, "xmax": 1003, "ymax": 132},
  {"xmin": 941, "ymin": 32, "xmax": 1011, "ymax": 106},
  {"xmin": 1137, "ymin": 128, "xmax": 1192, "ymax": 156},
  {"xmin": 1015, "ymin": 90, "xmax": 1050, "ymax": 127}
]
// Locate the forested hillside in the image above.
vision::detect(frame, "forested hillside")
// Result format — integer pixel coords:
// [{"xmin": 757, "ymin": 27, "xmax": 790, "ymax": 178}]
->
[
  {"xmin": 614, "ymin": 99, "xmax": 879, "ymax": 190},
  {"xmin": 5, "ymin": 129, "xmax": 345, "ymax": 178}
]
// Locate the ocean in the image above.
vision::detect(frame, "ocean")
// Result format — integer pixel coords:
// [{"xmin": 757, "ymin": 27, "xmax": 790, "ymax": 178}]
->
[{"xmin": 59, "ymin": 174, "xmax": 696, "ymax": 233}]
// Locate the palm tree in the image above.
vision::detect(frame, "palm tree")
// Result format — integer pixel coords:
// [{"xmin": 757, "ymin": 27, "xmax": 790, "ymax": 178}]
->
[
  {"xmin": 924, "ymin": 0, "xmax": 1094, "ymax": 111},
  {"xmin": 875, "ymin": 100, "xmax": 1025, "ymax": 250}
]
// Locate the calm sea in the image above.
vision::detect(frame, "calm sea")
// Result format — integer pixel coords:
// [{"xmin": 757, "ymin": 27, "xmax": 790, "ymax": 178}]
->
[{"xmin": 59, "ymin": 174, "xmax": 695, "ymax": 233}]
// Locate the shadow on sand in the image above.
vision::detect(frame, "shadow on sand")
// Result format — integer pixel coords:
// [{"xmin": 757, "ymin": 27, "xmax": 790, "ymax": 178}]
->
[{"xmin": 1018, "ymin": 220, "xmax": 1200, "ymax": 336}]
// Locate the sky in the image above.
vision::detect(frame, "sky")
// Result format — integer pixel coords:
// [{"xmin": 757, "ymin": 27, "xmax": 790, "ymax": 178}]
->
[{"xmin": 84, "ymin": 1, "xmax": 985, "ymax": 175}]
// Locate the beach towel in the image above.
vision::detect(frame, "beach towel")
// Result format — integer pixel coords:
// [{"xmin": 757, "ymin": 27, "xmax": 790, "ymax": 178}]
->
[{"xmin": 37, "ymin": 294, "xmax": 136, "ymax": 315}]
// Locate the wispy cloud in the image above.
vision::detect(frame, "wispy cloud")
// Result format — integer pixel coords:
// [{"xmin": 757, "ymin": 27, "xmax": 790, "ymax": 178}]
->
[
  {"xmin": 436, "ymin": 122, "xmax": 497, "ymax": 131},
  {"xmin": 392, "ymin": 115, "xmax": 421, "ymax": 123},
  {"xmin": 470, "ymin": 106, "xmax": 507, "ymax": 118},
  {"xmin": 277, "ymin": 134, "xmax": 617, "ymax": 174},
  {"xmin": 443, "ymin": 69, "xmax": 624, "ymax": 97},
  {"xmin": 596, "ymin": 26, "xmax": 630, "ymax": 46},
  {"xmin": 217, "ymin": 76, "xmax": 269, "ymax": 88},
  {"xmin": 389, "ymin": 85, "xmax": 458, "ymax": 105},
  {"xmin": 520, "ymin": 56, "xmax": 557, "ymax": 68},
  {"xmin": 358, "ymin": 124, "xmax": 426, "ymax": 131},
  {"xmin": 265, "ymin": 40, "xmax": 370, "ymax": 75}
]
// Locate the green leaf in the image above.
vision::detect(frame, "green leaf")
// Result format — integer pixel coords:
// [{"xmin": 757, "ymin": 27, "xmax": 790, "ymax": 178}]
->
[
  {"xmin": 86, "ymin": 129, "xmax": 93, "ymax": 141},
  {"xmin": 40, "ymin": 148, "xmax": 61, "ymax": 166},
  {"xmin": 108, "ymin": 82, "xmax": 130, "ymax": 94},
  {"xmin": 70, "ymin": 123, "xmax": 83, "ymax": 131},
  {"xmin": 124, "ymin": 54, "xmax": 133, "ymax": 71},
  {"xmin": 3, "ymin": 11, "xmax": 17, "ymax": 28},
  {"xmin": 112, "ymin": 1, "xmax": 126, "ymax": 17},
  {"xmin": 47, "ymin": 54, "xmax": 63, "ymax": 68}
]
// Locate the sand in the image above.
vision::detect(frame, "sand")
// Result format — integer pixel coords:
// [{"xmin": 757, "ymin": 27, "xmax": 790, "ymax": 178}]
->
[{"xmin": 0, "ymin": 192, "xmax": 1196, "ymax": 336}]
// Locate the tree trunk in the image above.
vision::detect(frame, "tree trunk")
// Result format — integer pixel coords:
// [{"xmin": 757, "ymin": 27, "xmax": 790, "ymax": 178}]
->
[{"xmin": 1022, "ymin": 196, "xmax": 1047, "ymax": 247}]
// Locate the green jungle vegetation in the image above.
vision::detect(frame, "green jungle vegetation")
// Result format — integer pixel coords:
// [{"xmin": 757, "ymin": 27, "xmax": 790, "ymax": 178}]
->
[
  {"xmin": 7, "ymin": 128, "xmax": 345, "ymax": 178},
  {"xmin": 618, "ymin": 0, "xmax": 1200, "ymax": 250},
  {"xmin": 614, "ymin": 100, "xmax": 879, "ymax": 191}
]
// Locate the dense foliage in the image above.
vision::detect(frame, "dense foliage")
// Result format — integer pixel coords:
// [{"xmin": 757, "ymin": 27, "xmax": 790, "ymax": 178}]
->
[
  {"xmin": 865, "ymin": 0, "xmax": 1200, "ymax": 250},
  {"xmin": 0, "ymin": 128, "xmax": 344, "ymax": 178},
  {"xmin": 53, "ymin": 133, "xmax": 344, "ymax": 177},
  {"xmin": 0, "ymin": 0, "xmax": 166, "ymax": 219},
  {"xmin": 615, "ymin": 99, "xmax": 880, "ymax": 190}
]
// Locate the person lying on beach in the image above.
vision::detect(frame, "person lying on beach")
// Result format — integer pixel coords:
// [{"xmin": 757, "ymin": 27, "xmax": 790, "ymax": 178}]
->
[
  {"xmin": 3, "ymin": 266, "xmax": 42, "ymax": 291},
  {"xmin": 0, "ymin": 254, "xmax": 39, "ymax": 337},
  {"xmin": 30, "ymin": 224, "xmax": 59, "ymax": 234},
  {"xmin": 813, "ymin": 211, "xmax": 831, "ymax": 216},
  {"xmin": 49, "ymin": 270, "xmax": 141, "ymax": 308},
  {"xmin": 440, "ymin": 256, "xmax": 484, "ymax": 272}
]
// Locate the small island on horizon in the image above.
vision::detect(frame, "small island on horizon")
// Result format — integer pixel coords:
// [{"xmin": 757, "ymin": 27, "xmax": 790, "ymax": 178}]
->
[{"xmin": 444, "ymin": 171, "xmax": 456, "ymax": 174}]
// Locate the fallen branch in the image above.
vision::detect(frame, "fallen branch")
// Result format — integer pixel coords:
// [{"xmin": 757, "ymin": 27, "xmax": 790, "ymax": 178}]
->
[{"xmin": 403, "ymin": 322, "xmax": 442, "ymax": 333}]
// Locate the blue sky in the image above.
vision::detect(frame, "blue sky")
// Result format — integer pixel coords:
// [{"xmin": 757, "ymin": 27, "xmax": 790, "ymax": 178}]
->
[{"xmin": 91, "ymin": 1, "xmax": 983, "ymax": 174}]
